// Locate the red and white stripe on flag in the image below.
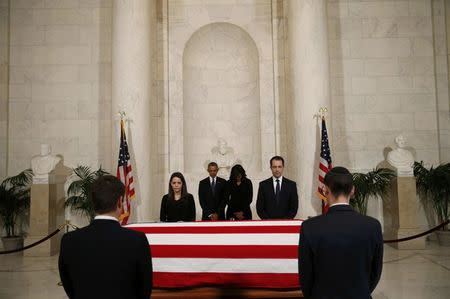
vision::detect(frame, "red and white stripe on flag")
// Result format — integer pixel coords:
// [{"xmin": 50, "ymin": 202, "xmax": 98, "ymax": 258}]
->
[
  {"xmin": 117, "ymin": 118, "xmax": 135, "ymax": 225},
  {"xmin": 126, "ymin": 220, "xmax": 303, "ymax": 289},
  {"xmin": 318, "ymin": 117, "xmax": 332, "ymax": 214}
]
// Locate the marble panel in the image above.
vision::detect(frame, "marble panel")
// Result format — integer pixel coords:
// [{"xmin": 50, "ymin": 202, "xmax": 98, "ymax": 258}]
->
[
  {"xmin": 327, "ymin": 1, "xmax": 349, "ymax": 18},
  {"xmin": 9, "ymin": 101, "xmax": 45, "ymax": 121},
  {"xmin": 349, "ymin": 1, "xmax": 410, "ymax": 18},
  {"xmin": 414, "ymin": 112, "xmax": 438, "ymax": 130},
  {"xmin": 350, "ymin": 38, "xmax": 412, "ymax": 58},
  {"xmin": 167, "ymin": 1, "xmax": 274, "ymax": 176},
  {"xmin": 352, "ymin": 77, "xmax": 377, "ymax": 95},
  {"xmin": 10, "ymin": 46, "xmax": 33, "ymax": 66},
  {"xmin": 364, "ymin": 58, "xmax": 399, "ymax": 76},
  {"xmin": 31, "ymin": 83, "xmax": 91, "ymax": 103},
  {"xmin": 10, "ymin": 25, "xmax": 45, "ymax": 46},
  {"xmin": 32, "ymin": 46, "xmax": 91, "ymax": 65},
  {"xmin": 409, "ymin": 0, "xmax": 432, "ymax": 16},
  {"xmin": 44, "ymin": 101, "xmax": 78, "ymax": 120},
  {"xmin": 79, "ymin": 25, "xmax": 111, "ymax": 44},
  {"xmin": 365, "ymin": 95, "xmax": 402, "ymax": 113},
  {"xmin": 400, "ymin": 94, "xmax": 436, "ymax": 112},
  {"xmin": 44, "ymin": 25, "xmax": 80, "ymax": 45},
  {"xmin": 398, "ymin": 57, "xmax": 434, "ymax": 76},
  {"xmin": 330, "ymin": 58, "xmax": 364, "ymax": 76},
  {"xmin": 33, "ymin": 8, "xmax": 93, "ymax": 25}
]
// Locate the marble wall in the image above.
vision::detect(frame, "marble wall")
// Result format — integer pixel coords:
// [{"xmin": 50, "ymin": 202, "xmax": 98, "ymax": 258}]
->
[
  {"xmin": 327, "ymin": 0, "xmax": 441, "ymax": 171},
  {"xmin": 166, "ymin": 0, "xmax": 278, "ymax": 220},
  {"xmin": 441, "ymin": 0, "xmax": 450, "ymax": 163},
  {"xmin": 183, "ymin": 22, "xmax": 262, "ymax": 174},
  {"xmin": 4, "ymin": 0, "xmax": 450, "ymax": 222},
  {"xmin": 167, "ymin": 0, "xmax": 276, "ymax": 176},
  {"xmin": 0, "ymin": 0, "xmax": 8, "ymax": 180},
  {"xmin": 7, "ymin": 0, "xmax": 113, "ymax": 176}
]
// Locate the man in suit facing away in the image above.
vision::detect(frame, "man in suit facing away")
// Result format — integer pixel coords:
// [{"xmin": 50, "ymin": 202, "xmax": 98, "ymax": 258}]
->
[
  {"xmin": 59, "ymin": 175, "xmax": 153, "ymax": 299},
  {"xmin": 299, "ymin": 166, "xmax": 383, "ymax": 299},
  {"xmin": 199, "ymin": 162, "xmax": 227, "ymax": 220},
  {"xmin": 256, "ymin": 156, "xmax": 298, "ymax": 219}
]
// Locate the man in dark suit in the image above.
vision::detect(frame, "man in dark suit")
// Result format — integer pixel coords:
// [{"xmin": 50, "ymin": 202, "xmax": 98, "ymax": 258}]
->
[
  {"xmin": 198, "ymin": 162, "xmax": 227, "ymax": 220},
  {"xmin": 58, "ymin": 175, "xmax": 153, "ymax": 299},
  {"xmin": 299, "ymin": 166, "xmax": 383, "ymax": 299},
  {"xmin": 256, "ymin": 156, "xmax": 298, "ymax": 219}
]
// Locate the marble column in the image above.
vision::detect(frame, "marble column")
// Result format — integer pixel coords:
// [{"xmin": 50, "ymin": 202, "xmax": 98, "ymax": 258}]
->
[
  {"xmin": 112, "ymin": 0, "xmax": 155, "ymax": 222},
  {"xmin": 286, "ymin": 0, "xmax": 331, "ymax": 218}
]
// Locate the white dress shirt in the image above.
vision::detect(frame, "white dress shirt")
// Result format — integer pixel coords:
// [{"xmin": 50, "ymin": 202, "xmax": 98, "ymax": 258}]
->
[
  {"xmin": 329, "ymin": 202, "xmax": 350, "ymax": 208},
  {"xmin": 94, "ymin": 215, "xmax": 119, "ymax": 222},
  {"xmin": 273, "ymin": 176, "xmax": 283, "ymax": 193}
]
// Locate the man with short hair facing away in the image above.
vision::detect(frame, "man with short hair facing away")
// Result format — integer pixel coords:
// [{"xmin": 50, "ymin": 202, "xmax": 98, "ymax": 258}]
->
[
  {"xmin": 256, "ymin": 156, "xmax": 298, "ymax": 219},
  {"xmin": 58, "ymin": 175, "xmax": 153, "ymax": 299},
  {"xmin": 198, "ymin": 162, "xmax": 227, "ymax": 220},
  {"xmin": 299, "ymin": 166, "xmax": 383, "ymax": 299}
]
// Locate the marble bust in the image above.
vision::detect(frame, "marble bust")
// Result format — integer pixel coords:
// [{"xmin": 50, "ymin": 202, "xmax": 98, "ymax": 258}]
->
[
  {"xmin": 387, "ymin": 135, "xmax": 414, "ymax": 177},
  {"xmin": 210, "ymin": 139, "xmax": 237, "ymax": 176},
  {"xmin": 31, "ymin": 144, "xmax": 62, "ymax": 183}
]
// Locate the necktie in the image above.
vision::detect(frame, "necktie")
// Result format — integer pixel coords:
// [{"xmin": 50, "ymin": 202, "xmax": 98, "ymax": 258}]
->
[
  {"xmin": 211, "ymin": 178, "xmax": 216, "ymax": 196},
  {"xmin": 275, "ymin": 179, "xmax": 280, "ymax": 204}
]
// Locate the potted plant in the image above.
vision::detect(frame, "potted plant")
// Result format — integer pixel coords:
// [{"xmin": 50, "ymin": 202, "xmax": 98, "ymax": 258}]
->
[
  {"xmin": 350, "ymin": 168, "xmax": 396, "ymax": 215},
  {"xmin": 0, "ymin": 169, "xmax": 33, "ymax": 251},
  {"xmin": 414, "ymin": 161, "xmax": 450, "ymax": 246},
  {"xmin": 65, "ymin": 166, "xmax": 109, "ymax": 223}
]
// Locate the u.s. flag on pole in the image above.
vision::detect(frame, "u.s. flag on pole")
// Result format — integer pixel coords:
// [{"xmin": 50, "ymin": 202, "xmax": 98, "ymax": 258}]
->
[
  {"xmin": 318, "ymin": 116, "xmax": 332, "ymax": 214},
  {"xmin": 117, "ymin": 118, "xmax": 135, "ymax": 225}
]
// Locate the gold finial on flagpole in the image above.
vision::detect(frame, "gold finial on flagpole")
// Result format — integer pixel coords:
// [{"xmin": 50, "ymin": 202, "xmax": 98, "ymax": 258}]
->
[
  {"xmin": 319, "ymin": 107, "xmax": 328, "ymax": 119},
  {"xmin": 118, "ymin": 111, "xmax": 126, "ymax": 119}
]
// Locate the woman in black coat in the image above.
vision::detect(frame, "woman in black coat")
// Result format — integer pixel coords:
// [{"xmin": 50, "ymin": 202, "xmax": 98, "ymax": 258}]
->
[
  {"xmin": 160, "ymin": 172, "xmax": 196, "ymax": 222},
  {"xmin": 225, "ymin": 164, "xmax": 253, "ymax": 220}
]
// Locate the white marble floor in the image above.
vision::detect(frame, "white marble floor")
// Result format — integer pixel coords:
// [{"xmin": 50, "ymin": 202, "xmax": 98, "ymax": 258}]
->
[{"xmin": 0, "ymin": 242, "xmax": 449, "ymax": 299}]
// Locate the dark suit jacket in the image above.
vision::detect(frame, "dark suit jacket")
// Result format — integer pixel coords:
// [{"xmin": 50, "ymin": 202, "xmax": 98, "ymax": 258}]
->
[
  {"xmin": 224, "ymin": 178, "xmax": 253, "ymax": 220},
  {"xmin": 58, "ymin": 219, "xmax": 153, "ymax": 299},
  {"xmin": 160, "ymin": 193, "xmax": 196, "ymax": 222},
  {"xmin": 256, "ymin": 177, "xmax": 298, "ymax": 219},
  {"xmin": 198, "ymin": 177, "xmax": 227, "ymax": 220},
  {"xmin": 299, "ymin": 205, "xmax": 383, "ymax": 299}
]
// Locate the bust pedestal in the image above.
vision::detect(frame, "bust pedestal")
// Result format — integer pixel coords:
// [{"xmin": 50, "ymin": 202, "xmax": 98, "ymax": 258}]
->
[
  {"xmin": 383, "ymin": 177, "xmax": 426, "ymax": 250},
  {"xmin": 24, "ymin": 166, "xmax": 68, "ymax": 256}
]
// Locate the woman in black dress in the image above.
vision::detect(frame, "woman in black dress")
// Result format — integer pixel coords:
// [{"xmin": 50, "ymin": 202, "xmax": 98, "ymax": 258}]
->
[
  {"xmin": 160, "ymin": 172, "xmax": 196, "ymax": 222},
  {"xmin": 225, "ymin": 164, "xmax": 253, "ymax": 220}
]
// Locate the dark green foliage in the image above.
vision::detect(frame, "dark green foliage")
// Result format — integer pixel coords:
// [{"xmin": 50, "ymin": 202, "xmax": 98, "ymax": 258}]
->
[
  {"xmin": 0, "ymin": 169, "xmax": 33, "ymax": 237},
  {"xmin": 65, "ymin": 166, "xmax": 109, "ymax": 222},
  {"xmin": 350, "ymin": 168, "xmax": 396, "ymax": 215},
  {"xmin": 414, "ymin": 161, "xmax": 450, "ymax": 230}
]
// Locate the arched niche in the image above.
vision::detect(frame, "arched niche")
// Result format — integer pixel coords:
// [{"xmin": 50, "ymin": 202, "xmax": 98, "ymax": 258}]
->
[{"xmin": 182, "ymin": 22, "xmax": 262, "ymax": 173}]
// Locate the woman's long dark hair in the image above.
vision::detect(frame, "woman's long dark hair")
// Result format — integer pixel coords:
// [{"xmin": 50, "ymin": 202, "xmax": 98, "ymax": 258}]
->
[
  {"xmin": 168, "ymin": 172, "xmax": 188, "ymax": 200},
  {"xmin": 229, "ymin": 164, "xmax": 247, "ymax": 183}
]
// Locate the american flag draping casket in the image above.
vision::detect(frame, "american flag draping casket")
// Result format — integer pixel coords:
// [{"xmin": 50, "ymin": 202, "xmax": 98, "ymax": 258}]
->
[{"xmin": 126, "ymin": 220, "xmax": 302, "ymax": 289}]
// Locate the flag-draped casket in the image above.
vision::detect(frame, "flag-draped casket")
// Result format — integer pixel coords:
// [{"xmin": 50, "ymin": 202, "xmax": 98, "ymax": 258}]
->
[{"xmin": 127, "ymin": 220, "xmax": 302, "ymax": 289}]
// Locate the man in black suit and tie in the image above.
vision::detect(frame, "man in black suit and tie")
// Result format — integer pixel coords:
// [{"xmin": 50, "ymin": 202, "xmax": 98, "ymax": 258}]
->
[
  {"xmin": 199, "ymin": 162, "xmax": 227, "ymax": 220},
  {"xmin": 256, "ymin": 156, "xmax": 298, "ymax": 219},
  {"xmin": 58, "ymin": 175, "xmax": 153, "ymax": 299},
  {"xmin": 299, "ymin": 166, "xmax": 383, "ymax": 299}
]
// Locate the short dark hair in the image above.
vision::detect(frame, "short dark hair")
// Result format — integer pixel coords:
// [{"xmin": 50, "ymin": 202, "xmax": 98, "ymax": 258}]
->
[
  {"xmin": 91, "ymin": 175, "xmax": 125, "ymax": 214},
  {"xmin": 323, "ymin": 166, "xmax": 353, "ymax": 198},
  {"xmin": 208, "ymin": 162, "xmax": 218, "ymax": 169},
  {"xmin": 270, "ymin": 156, "xmax": 285, "ymax": 167}
]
